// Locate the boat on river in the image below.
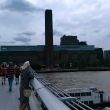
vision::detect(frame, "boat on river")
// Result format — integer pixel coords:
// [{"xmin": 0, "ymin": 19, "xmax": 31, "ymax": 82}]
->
[{"xmin": 65, "ymin": 87, "xmax": 110, "ymax": 108}]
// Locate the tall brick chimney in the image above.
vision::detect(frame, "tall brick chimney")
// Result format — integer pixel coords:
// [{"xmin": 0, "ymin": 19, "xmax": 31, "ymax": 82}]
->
[{"xmin": 44, "ymin": 9, "xmax": 53, "ymax": 68}]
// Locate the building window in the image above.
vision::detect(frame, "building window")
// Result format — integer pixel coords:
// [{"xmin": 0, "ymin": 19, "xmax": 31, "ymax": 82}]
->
[
  {"xmin": 81, "ymin": 92, "xmax": 86, "ymax": 96},
  {"xmin": 87, "ymin": 92, "xmax": 91, "ymax": 96},
  {"xmin": 84, "ymin": 101, "xmax": 88, "ymax": 105},
  {"xmin": 89, "ymin": 101, "xmax": 93, "ymax": 105},
  {"xmin": 75, "ymin": 93, "xmax": 80, "ymax": 97}
]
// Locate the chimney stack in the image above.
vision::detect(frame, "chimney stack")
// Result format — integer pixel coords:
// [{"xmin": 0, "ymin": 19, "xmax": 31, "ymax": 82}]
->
[{"xmin": 45, "ymin": 9, "xmax": 53, "ymax": 68}]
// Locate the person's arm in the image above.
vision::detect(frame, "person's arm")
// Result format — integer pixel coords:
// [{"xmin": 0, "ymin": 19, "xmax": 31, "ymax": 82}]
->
[
  {"xmin": 29, "ymin": 71, "xmax": 34, "ymax": 79},
  {"xmin": 28, "ymin": 68, "xmax": 34, "ymax": 79}
]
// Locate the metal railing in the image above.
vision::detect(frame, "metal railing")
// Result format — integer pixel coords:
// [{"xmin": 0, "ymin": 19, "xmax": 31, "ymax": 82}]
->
[
  {"xmin": 35, "ymin": 75, "xmax": 94, "ymax": 110},
  {"xmin": 31, "ymin": 78, "xmax": 71, "ymax": 110},
  {"xmin": 30, "ymin": 69, "xmax": 94, "ymax": 110}
]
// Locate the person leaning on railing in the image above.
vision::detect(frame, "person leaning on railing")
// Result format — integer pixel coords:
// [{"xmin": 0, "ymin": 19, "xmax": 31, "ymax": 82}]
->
[{"xmin": 19, "ymin": 61, "xmax": 34, "ymax": 110}]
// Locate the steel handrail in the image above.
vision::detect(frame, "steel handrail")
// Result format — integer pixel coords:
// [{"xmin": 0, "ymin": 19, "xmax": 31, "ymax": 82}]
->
[
  {"xmin": 31, "ymin": 78, "xmax": 71, "ymax": 110},
  {"xmin": 36, "ymin": 76, "xmax": 94, "ymax": 110},
  {"xmin": 35, "ymin": 74, "xmax": 94, "ymax": 110}
]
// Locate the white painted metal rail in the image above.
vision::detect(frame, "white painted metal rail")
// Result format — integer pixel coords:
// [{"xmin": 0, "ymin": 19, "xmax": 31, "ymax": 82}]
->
[{"xmin": 31, "ymin": 78, "xmax": 71, "ymax": 110}]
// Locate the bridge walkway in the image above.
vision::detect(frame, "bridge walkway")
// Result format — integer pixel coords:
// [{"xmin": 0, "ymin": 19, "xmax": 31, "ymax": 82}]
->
[
  {"xmin": 0, "ymin": 78, "xmax": 43, "ymax": 110},
  {"xmin": 0, "ymin": 72, "xmax": 94, "ymax": 110},
  {"xmin": 0, "ymin": 79, "xmax": 19, "ymax": 110}
]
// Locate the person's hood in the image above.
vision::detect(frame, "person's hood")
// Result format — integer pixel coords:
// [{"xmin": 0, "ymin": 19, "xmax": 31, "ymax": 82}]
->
[{"xmin": 21, "ymin": 61, "xmax": 30, "ymax": 70}]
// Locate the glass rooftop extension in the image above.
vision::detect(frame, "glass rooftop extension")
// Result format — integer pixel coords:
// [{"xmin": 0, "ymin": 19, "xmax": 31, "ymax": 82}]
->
[
  {"xmin": 0, "ymin": 45, "xmax": 44, "ymax": 52},
  {"xmin": 54, "ymin": 45, "xmax": 96, "ymax": 51},
  {"xmin": 0, "ymin": 45, "xmax": 96, "ymax": 52}
]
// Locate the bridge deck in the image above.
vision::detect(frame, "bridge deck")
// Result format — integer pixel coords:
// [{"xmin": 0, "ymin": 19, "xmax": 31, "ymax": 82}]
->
[{"xmin": 0, "ymin": 78, "xmax": 19, "ymax": 110}]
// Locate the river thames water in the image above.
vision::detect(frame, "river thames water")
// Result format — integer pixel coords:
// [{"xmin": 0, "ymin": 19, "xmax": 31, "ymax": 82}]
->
[{"xmin": 40, "ymin": 71, "xmax": 110, "ymax": 110}]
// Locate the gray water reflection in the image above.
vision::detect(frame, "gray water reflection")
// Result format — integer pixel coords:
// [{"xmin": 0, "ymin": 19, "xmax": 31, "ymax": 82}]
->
[
  {"xmin": 40, "ymin": 71, "xmax": 110, "ymax": 110},
  {"xmin": 40, "ymin": 71, "xmax": 110, "ymax": 92}
]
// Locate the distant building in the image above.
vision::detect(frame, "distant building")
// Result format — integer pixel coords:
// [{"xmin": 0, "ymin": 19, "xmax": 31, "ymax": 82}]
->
[
  {"xmin": 79, "ymin": 41, "xmax": 87, "ymax": 46},
  {"xmin": 0, "ymin": 44, "xmax": 103, "ymax": 68},
  {"xmin": 60, "ymin": 35, "xmax": 79, "ymax": 45},
  {"xmin": 104, "ymin": 50, "xmax": 110, "ymax": 59},
  {"xmin": 0, "ymin": 9, "xmax": 103, "ymax": 69},
  {"xmin": 60, "ymin": 35, "xmax": 88, "ymax": 46}
]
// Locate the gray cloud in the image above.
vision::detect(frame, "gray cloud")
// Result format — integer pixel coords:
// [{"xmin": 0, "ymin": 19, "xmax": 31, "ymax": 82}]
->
[
  {"xmin": 1, "ymin": 0, "xmax": 44, "ymax": 13},
  {"xmin": 0, "ymin": 0, "xmax": 110, "ymax": 49},
  {"xmin": 14, "ymin": 36, "xmax": 31, "ymax": 43},
  {"xmin": 18, "ymin": 32, "xmax": 36, "ymax": 36},
  {"xmin": 94, "ymin": 30, "xmax": 100, "ymax": 33},
  {"xmin": 43, "ymin": 30, "xmax": 63, "ymax": 37},
  {"xmin": 107, "ymin": 34, "xmax": 110, "ymax": 38},
  {"xmin": 53, "ymin": 30, "xmax": 63, "ymax": 37},
  {"xmin": 78, "ymin": 33, "xmax": 87, "ymax": 36}
]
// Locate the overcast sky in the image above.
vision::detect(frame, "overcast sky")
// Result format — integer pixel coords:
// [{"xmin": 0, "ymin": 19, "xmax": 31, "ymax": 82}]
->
[{"xmin": 0, "ymin": 0, "xmax": 110, "ymax": 50}]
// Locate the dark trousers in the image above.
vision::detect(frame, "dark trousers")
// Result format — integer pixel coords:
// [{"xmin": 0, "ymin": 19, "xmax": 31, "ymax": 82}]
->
[
  {"xmin": 2, "ymin": 76, "xmax": 6, "ymax": 85},
  {"xmin": 19, "ymin": 88, "xmax": 30, "ymax": 110},
  {"xmin": 8, "ymin": 77, "xmax": 14, "ymax": 91}
]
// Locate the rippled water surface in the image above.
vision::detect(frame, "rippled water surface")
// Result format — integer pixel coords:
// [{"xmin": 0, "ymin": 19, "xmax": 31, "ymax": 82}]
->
[{"xmin": 40, "ymin": 71, "xmax": 110, "ymax": 92}]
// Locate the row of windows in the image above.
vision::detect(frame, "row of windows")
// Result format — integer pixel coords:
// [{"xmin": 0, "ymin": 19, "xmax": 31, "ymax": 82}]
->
[
  {"xmin": 70, "ymin": 92, "xmax": 91, "ymax": 97},
  {"xmin": 83, "ymin": 101, "xmax": 93, "ymax": 105}
]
